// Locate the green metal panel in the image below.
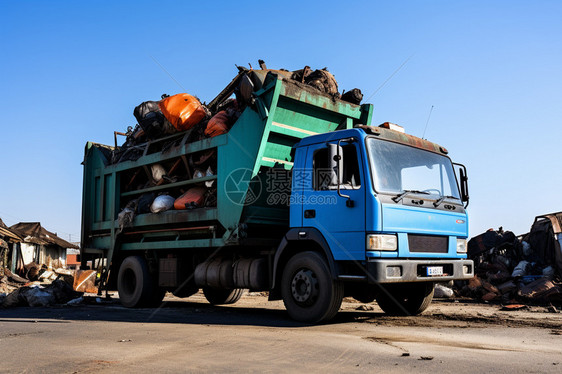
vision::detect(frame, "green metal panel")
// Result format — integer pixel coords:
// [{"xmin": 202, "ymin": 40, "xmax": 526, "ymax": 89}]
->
[
  {"xmin": 279, "ymin": 83, "xmax": 363, "ymax": 119},
  {"xmin": 120, "ymin": 238, "xmax": 225, "ymax": 251},
  {"xmin": 360, "ymin": 104, "xmax": 374, "ymax": 126},
  {"xmin": 103, "ymin": 174, "xmax": 113, "ymax": 221},
  {"xmin": 90, "ymin": 236, "xmax": 111, "ymax": 250},
  {"xmin": 81, "ymin": 143, "xmax": 112, "ymax": 249},
  {"xmin": 90, "ymin": 221, "xmax": 113, "ymax": 231},
  {"xmin": 106, "ymin": 135, "xmax": 227, "ymax": 173},
  {"xmin": 93, "ymin": 176, "xmax": 101, "ymax": 222},
  {"xmin": 243, "ymin": 206, "xmax": 288, "ymax": 225},
  {"xmin": 217, "ymin": 106, "xmax": 269, "ymax": 237},
  {"xmin": 252, "ymin": 78, "xmax": 283, "ymax": 176}
]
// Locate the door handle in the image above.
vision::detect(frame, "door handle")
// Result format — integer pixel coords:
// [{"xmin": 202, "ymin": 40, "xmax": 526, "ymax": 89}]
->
[{"xmin": 304, "ymin": 209, "xmax": 316, "ymax": 218}]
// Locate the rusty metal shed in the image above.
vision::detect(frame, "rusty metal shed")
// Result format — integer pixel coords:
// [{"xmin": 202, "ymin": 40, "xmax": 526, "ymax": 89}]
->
[{"xmin": 3, "ymin": 222, "xmax": 78, "ymax": 273}]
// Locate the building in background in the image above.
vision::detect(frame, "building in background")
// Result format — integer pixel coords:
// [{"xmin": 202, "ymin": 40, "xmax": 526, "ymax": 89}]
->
[{"xmin": 0, "ymin": 220, "xmax": 78, "ymax": 277}]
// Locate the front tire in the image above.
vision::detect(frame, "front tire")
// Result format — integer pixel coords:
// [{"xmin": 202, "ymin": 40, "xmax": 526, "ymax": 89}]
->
[
  {"xmin": 376, "ymin": 282, "xmax": 434, "ymax": 316},
  {"xmin": 117, "ymin": 256, "xmax": 165, "ymax": 307},
  {"xmin": 281, "ymin": 251, "xmax": 343, "ymax": 323}
]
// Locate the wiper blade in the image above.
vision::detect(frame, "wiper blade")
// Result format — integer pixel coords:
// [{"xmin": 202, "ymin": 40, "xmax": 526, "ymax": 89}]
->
[
  {"xmin": 392, "ymin": 190, "xmax": 430, "ymax": 203},
  {"xmin": 433, "ymin": 195, "xmax": 460, "ymax": 207}
]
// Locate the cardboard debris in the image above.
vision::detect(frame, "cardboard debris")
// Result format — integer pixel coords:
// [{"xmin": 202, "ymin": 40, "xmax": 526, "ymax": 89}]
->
[
  {"xmin": 519, "ymin": 279, "xmax": 561, "ymax": 300},
  {"xmin": 73, "ymin": 270, "xmax": 98, "ymax": 293}
]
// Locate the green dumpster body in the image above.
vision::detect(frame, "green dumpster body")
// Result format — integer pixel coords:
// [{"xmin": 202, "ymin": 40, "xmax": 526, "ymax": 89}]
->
[{"xmin": 80, "ymin": 72, "xmax": 373, "ymax": 286}]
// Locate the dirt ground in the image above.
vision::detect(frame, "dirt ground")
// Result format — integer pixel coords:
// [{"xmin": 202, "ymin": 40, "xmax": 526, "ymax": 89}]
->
[
  {"xmin": 339, "ymin": 296, "xmax": 562, "ymax": 331},
  {"xmin": 0, "ymin": 292, "xmax": 561, "ymax": 373}
]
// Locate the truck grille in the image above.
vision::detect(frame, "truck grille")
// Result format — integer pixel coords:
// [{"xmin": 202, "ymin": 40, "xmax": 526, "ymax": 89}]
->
[{"xmin": 408, "ymin": 234, "xmax": 448, "ymax": 253}]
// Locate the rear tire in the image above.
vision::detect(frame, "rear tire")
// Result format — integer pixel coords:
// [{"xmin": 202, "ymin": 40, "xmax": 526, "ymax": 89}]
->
[
  {"xmin": 281, "ymin": 251, "xmax": 343, "ymax": 323},
  {"xmin": 117, "ymin": 256, "xmax": 165, "ymax": 307},
  {"xmin": 376, "ymin": 282, "xmax": 434, "ymax": 316},
  {"xmin": 203, "ymin": 287, "xmax": 244, "ymax": 305}
]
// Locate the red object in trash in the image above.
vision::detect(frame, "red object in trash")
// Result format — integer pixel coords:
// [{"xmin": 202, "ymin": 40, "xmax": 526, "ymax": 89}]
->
[
  {"xmin": 159, "ymin": 93, "xmax": 207, "ymax": 131},
  {"xmin": 174, "ymin": 187, "xmax": 207, "ymax": 210},
  {"xmin": 501, "ymin": 304, "xmax": 526, "ymax": 311},
  {"xmin": 205, "ymin": 111, "xmax": 229, "ymax": 138}
]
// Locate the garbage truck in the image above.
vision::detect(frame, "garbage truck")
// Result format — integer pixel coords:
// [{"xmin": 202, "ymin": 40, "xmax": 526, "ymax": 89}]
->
[{"xmin": 80, "ymin": 65, "xmax": 474, "ymax": 323}]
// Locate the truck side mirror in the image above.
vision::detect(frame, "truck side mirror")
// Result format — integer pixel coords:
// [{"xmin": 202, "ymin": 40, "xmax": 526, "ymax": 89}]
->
[
  {"xmin": 454, "ymin": 163, "xmax": 469, "ymax": 208},
  {"xmin": 328, "ymin": 140, "xmax": 354, "ymax": 207}
]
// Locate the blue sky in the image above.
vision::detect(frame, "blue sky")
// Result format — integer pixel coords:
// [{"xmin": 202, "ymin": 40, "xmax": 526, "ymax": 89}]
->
[{"xmin": 1, "ymin": 0, "xmax": 561, "ymax": 241}]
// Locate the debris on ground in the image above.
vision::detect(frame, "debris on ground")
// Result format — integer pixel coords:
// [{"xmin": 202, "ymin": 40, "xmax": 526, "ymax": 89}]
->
[
  {"xmin": 434, "ymin": 283, "xmax": 454, "ymax": 298},
  {"xmin": 455, "ymin": 212, "xmax": 562, "ymax": 306},
  {"xmin": 356, "ymin": 304, "xmax": 374, "ymax": 311},
  {"xmin": 500, "ymin": 304, "xmax": 527, "ymax": 311},
  {"xmin": 3, "ymin": 267, "xmax": 28, "ymax": 284},
  {"xmin": 73, "ymin": 269, "xmax": 98, "ymax": 293},
  {"xmin": 66, "ymin": 296, "xmax": 84, "ymax": 305},
  {"xmin": 1, "ymin": 279, "xmax": 83, "ymax": 308}
]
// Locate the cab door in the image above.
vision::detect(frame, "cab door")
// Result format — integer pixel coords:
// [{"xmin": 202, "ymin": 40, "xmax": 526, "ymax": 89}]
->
[{"xmin": 300, "ymin": 140, "xmax": 366, "ymax": 261}]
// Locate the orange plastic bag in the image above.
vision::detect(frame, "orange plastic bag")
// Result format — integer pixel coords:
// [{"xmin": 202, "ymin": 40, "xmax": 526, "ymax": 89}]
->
[
  {"xmin": 204, "ymin": 111, "xmax": 229, "ymax": 138},
  {"xmin": 174, "ymin": 186, "xmax": 207, "ymax": 210},
  {"xmin": 159, "ymin": 93, "xmax": 207, "ymax": 131}
]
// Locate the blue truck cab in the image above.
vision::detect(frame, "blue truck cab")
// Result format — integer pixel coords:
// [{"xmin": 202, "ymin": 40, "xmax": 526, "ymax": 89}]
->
[{"xmin": 274, "ymin": 123, "xmax": 473, "ymax": 320}]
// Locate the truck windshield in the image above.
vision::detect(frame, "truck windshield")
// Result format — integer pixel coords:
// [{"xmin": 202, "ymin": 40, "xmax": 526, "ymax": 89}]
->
[{"xmin": 366, "ymin": 138, "xmax": 461, "ymax": 200}]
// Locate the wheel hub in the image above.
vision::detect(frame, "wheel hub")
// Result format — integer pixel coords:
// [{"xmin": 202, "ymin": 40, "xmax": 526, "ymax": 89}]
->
[{"xmin": 291, "ymin": 269, "xmax": 318, "ymax": 304}]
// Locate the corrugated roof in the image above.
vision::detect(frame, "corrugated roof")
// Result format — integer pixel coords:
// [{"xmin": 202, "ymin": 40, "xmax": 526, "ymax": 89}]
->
[{"xmin": 9, "ymin": 222, "xmax": 79, "ymax": 249}]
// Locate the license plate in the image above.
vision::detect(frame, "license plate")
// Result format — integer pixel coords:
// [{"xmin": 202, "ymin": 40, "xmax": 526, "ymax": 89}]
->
[{"xmin": 426, "ymin": 266, "xmax": 444, "ymax": 276}]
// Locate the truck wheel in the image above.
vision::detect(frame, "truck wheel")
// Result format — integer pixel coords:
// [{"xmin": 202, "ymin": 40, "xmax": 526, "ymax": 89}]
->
[
  {"xmin": 376, "ymin": 282, "xmax": 434, "ymax": 316},
  {"xmin": 117, "ymin": 256, "xmax": 165, "ymax": 307},
  {"xmin": 203, "ymin": 287, "xmax": 244, "ymax": 305},
  {"xmin": 281, "ymin": 251, "xmax": 343, "ymax": 323}
]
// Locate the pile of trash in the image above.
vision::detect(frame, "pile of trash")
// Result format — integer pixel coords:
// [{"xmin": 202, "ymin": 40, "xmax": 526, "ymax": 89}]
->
[
  {"xmin": 4, "ymin": 261, "xmax": 70, "ymax": 283},
  {"xmin": 1, "ymin": 279, "xmax": 82, "ymax": 308},
  {"xmin": 1, "ymin": 267, "xmax": 84, "ymax": 308},
  {"xmin": 112, "ymin": 60, "xmax": 363, "ymax": 232},
  {"xmin": 112, "ymin": 60, "xmax": 361, "ymax": 165},
  {"xmin": 452, "ymin": 212, "xmax": 562, "ymax": 306}
]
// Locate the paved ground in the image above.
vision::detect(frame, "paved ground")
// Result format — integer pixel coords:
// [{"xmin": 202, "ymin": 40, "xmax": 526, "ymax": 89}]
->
[{"xmin": 0, "ymin": 292, "xmax": 561, "ymax": 373}]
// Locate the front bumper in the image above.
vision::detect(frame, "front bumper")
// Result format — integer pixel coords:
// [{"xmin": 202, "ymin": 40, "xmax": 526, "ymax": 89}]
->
[{"xmin": 366, "ymin": 258, "xmax": 474, "ymax": 283}]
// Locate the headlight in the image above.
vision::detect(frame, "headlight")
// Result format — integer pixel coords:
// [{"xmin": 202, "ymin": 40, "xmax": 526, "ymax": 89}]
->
[
  {"xmin": 367, "ymin": 234, "xmax": 397, "ymax": 251},
  {"xmin": 457, "ymin": 238, "xmax": 467, "ymax": 253}
]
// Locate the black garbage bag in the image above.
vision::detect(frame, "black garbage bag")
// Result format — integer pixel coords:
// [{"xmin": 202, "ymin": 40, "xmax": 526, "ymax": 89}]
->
[
  {"xmin": 523, "ymin": 214, "xmax": 562, "ymax": 276},
  {"xmin": 341, "ymin": 88, "xmax": 363, "ymax": 105},
  {"xmin": 468, "ymin": 228, "xmax": 518, "ymax": 257},
  {"xmin": 133, "ymin": 101, "xmax": 167, "ymax": 140}
]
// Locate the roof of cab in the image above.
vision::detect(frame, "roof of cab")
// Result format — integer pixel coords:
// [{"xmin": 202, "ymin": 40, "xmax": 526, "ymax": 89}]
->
[{"xmin": 294, "ymin": 126, "xmax": 449, "ymax": 156}]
